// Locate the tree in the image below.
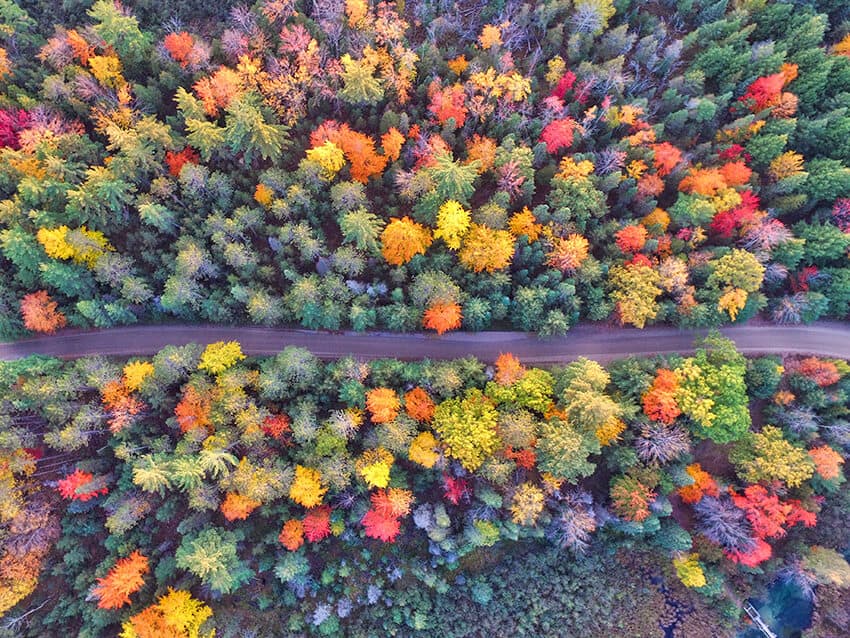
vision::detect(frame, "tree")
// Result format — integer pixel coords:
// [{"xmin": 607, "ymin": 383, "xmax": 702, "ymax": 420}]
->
[
  {"xmin": 642, "ymin": 369, "xmax": 681, "ymax": 424},
  {"xmin": 121, "ymin": 588, "xmax": 214, "ymax": 638},
  {"xmin": 175, "ymin": 528, "xmax": 251, "ymax": 595},
  {"xmin": 198, "ymin": 341, "xmax": 245, "ymax": 375},
  {"xmin": 434, "ymin": 200, "xmax": 470, "ymax": 250},
  {"xmin": 163, "ymin": 31, "xmax": 195, "ymax": 67},
  {"xmin": 405, "ymin": 388, "xmax": 435, "ymax": 422},
  {"xmin": 91, "ymin": 551, "xmax": 149, "ymax": 609},
  {"xmin": 220, "ymin": 492, "xmax": 261, "ymax": 521},
  {"xmin": 673, "ymin": 554, "xmax": 707, "ymax": 588},
  {"xmin": 536, "ymin": 418, "xmax": 599, "ymax": 482},
  {"xmin": 809, "ymin": 445, "xmax": 844, "ymax": 482},
  {"xmin": 381, "ymin": 216, "xmax": 432, "ymax": 266},
  {"xmin": 366, "ymin": 388, "xmax": 400, "ymax": 423},
  {"xmin": 408, "ymin": 431, "xmax": 440, "ymax": 468},
  {"xmin": 539, "ymin": 118, "xmax": 578, "ymax": 154},
  {"xmin": 362, "ymin": 506, "xmax": 401, "ymax": 542},
  {"xmin": 289, "ymin": 465, "xmax": 327, "ymax": 508},
  {"xmin": 547, "ymin": 234, "xmax": 589, "ymax": 272},
  {"xmin": 57, "ymin": 468, "xmax": 107, "ymax": 501},
  {"xmin": 355, "ymin": 447, "xmax": 394, "ymax": 489},
  {"xmin": 174, "ymin": 385, "xmax": 212, "ymax": 433},
  {"xmin": 731, "ymin": 426, "xmax": 815, "ymax": 487},
  {"xmin": 20, "ymin": 291, "xmax": 66, "ymax": 334},
  {"xmin": 610, "ymin": 475, "xmax": 656, "ymax": 522},
  {"xmin": 609, "ymin": 263, "xmax": 661, "ymax": 328},
  {"xmin": 340, "ymin": 208, "xmax": 385, "ymax": 254},
  {"xmin": 432, "ymin": 388, "xmax": 501, "ymax": 471},
  {"xmin": 278, "ymin": 519, "xmax": 304, "ymax": 551},
  {"xmin": 510, "ymin": 482, "xmax": 545, "ymax": 526},
  {"xmin": 338, "ymin": 54, "xmax": 384, "ymax": 105},
  {"xmin": 423, "ymin": 302, "xmax": 462, "ymax": 335},
  {"xmin": 615, "ymin": 225, "xmax": 648, "ymax": 253},
  {"xmin": 459, "ymin": 224, "xmax": 515, "ymax": 272},
  {"xmin": 303, "ymin": 506, "xmax": 332, "ymax": 543},
  {"xmin": 224, "ymin": 93, "xmax": 291, "ymax": 165},
  {"xmin": 305, "ymin": 141, "xmax": 346, "ymax": 180}
]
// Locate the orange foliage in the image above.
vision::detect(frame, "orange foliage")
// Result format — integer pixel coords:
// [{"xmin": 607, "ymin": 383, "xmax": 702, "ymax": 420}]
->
[
  {"xmin": 165, "ymin": 147, "xmax": 199, "ymax": 177},
  {"xmin": 428, "ymin": 81, "xmax": 467, "ymax": 128},
  {"xmin": 381, "ymin": 216, "xmax": 432, "ymax": 265},
  {"xmin": 809, "ymin": 446, "xmax": 844, "ymax": 481},
  {"xmin": 423, "ymin": 301, "xmax": 462, "ymax": 335},
  {"xmin": 220, "ymin": 492, "xmax": 261, "ymax": 521},
  {"xmin": 678, "ymin": 167, "xmax": 727, "ymax": 196},
  {"xmin": 174, "ymin": 385, "xmax": 212, "ymax": 433},
  {"xmin": 381, "ymin": 127, "xmax": 405, "ymax": 162},
  {"xmin": 193, "ymin": 67, "xmax": 241, "ymax": 117},
  {"xmin": 278, "ymin": 519, "xmax": 304, "ymax": 551},
  {"xmin": 615, "ymin": 224, "xmax": 648, "ymax": 253},
  {"xmin": 303, "ymin": 506, "xmax": 331, "ymax": 543},
  {"xmin": 404, "ymin": 387, "xmax": 435, "ymax": 422},
  {"xmin": 508, "ymin": 207, "xmax": 542, "ymax": 242},
  {"xmin": 371, "ymin": 488, "xmax": 414, "ymax": 518},
  {"xmin": 92, "ymin": 551, "xmax": 149, "ymax": 609},
  {"xmin": 101, "ymin": 380, "xmax": 145, "ymax": 434},
  {"xmin": 546, "ymin": 234, "xmax": 589, "ymax": 272},
  {"xmin": 366, "ymin": 388, "xmax": 400, "ymax": 424},
  {"xmin": 798, "ymin": 357, "xmax": 841, "ymax": 387},
  {"xmin": 505, "ymin": 446, "xmax": 536, "ymax": 470},
  {"xmin": 719, "ymin": 161, "xmax": 752, "ymax": 187},
  {"xmin": 262, "ymin": 413, "xmax": 292, "ymax": 442},
  {"xmin": 312, "ymin": 122, "xmax": 387, "ymax": 183},
  {"xmin": 163, "ymin": 32, "xmax": 194, "ymax": 68},
  {"xmin": 637, "ymin": 173, "xmax": 665, "ymax": 198},
  {"xmin": 66, "ymin": 29, "xmax": 94, "ymax": 64},
  {"xmin": 20, "ymin": 290, "xmax": 67, "ymax": 334},
  {"xmin": 642, "ymin": 369, "xmax": 681, "ymax": 424},
  {"xmin": 466, "ymin": 134, "xmax": 497, "ymax": 173},
  {"xmin": 650, "ymin": 142, "xmax": 683, "ymax": 177},
  {"xmin": 495, "ymin": 352, "xmax": 525, "ymax": 385},
  {"xmin": 677, "ymin": 463, "xmax": 718, "ymax": 504}
]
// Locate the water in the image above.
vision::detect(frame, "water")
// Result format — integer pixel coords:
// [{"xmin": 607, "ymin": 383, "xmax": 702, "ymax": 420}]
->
[{"xmin": 738, "ymin": 579, "xmax": 814, "ymax": 638}]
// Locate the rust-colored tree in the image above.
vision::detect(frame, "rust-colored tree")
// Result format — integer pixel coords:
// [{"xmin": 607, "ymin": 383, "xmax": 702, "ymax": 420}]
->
[
  {"xmin": 20, "ymin": 291, "xmax": 67, "ymax": 334},
  {"xmin": 91, "ymin": 550, "xmax": 149, "ymax": 609}
]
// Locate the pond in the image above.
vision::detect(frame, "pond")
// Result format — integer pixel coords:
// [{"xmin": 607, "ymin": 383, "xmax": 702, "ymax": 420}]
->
[{"xmin": 738, "ymin": 579, "xmax": 814, "ymax": 638}]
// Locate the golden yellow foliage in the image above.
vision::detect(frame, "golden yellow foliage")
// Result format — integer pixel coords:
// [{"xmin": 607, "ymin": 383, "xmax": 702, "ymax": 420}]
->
[
  {"xmin": 409, "ymin": 431, "xmax": 440, "ymax": 468},
  {"xmin": 289, "ymin": 465, "xmax": 327, "ymax": 508},
  {"xmin": 123, "ymin": 361, "xmax": 154, "ymax": 392}
]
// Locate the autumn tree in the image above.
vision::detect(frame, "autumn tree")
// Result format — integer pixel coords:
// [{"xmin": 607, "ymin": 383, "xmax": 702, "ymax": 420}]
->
[
  {"xmin": 547, "ymin": 234, "xmax": 589, "ymax": 272},
  {"xmin": 92, "ymin": 551, "xmax": 149, "ymax": 609},
  {"xmin": 642, "ymin": 369, "xmax": 681, "ymax": 424},
  {"xmin": 610, "ymin": 475, "xmax": 656, "ymax": 522},
  {"xmin": 381, "ymin": 216, "xmax": 432, "ymax": 265},
  {"xmin": 423, "ymin": 302, "xmax": 463, "ymax": 335},
  {"xmin": 731, "ymin": 425, "xmax": 815, "ymax": 487},
  {"xmin": 120, "ymin": 588, "xmax": 215, "ymax": 638},
  {"xmin": 432, "ymin": 389, "xmax": 500, "ymax": 471},
  {"xmin": 198, "ymin": 341, "xmax": 245, "ymax": 375},
  {"xmin": 609, "ymin": 263, "xmax": 662, "ymax": 328},
  {"xmin": 459, "ymin": 224, "xmax": 515, "ymax": 272},
  {"xmin": 510, "ymin": 482, "xmax": 545, "ymax": 526},
  {"xmin": 366, "ymin": 387, "xmax": 400, "ymax": 423},
  {"xmin": 434, "ymin": 200, "xmax": 470, "ymax": 249},
  {"xmin": 20, "ymin": 291, "xmax": 67, "ymax": 334},
  {"xmin": 289, "ymin": 465, "xmax": 327, "ymax": 508},
  {"xmin": 405, "ymin": 387, "xmax": 435, "ymax": 422},
  {"xmin": 175, "ymin": 528, "xmax": 251, "ymax": 595}
]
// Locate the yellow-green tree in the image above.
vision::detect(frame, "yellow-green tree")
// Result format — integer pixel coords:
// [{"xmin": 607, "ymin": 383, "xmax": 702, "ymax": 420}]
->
[
  {"xmin": 609, "ymin": 263, "xmax": 662, "ymax": 328},
  {"xmin": 731, "ymin": 425, "xmax": 815, "ymax": 487},
  {"xmin": 198, "ymin": 341, "xmax": 245, "ymax": 375},
  {"xmin": 432, "ymin": 389, "xmax": 501, "ymax": 471}
]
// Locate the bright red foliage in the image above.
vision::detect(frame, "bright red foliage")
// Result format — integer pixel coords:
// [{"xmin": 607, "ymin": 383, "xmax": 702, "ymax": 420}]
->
[
  {"xmin": 442, "ymin": 474, "xmax": 469, "ymax": 505},
  {"xmin": 361, "ymin": 507, "xmax": 402, "ymax": 542},
  {"xmin": 505, "ymin": 446, "xmax": 536, "ymax": 470},
  {"xmin": 262, "ymin": 413, "xmax": 292, "ymax": 443},
  {"xmin": 165, "ymin": 147, "xmax": 199, "ymax": 177},
  {"xmin": 303, "ymin": 505, "xmax": 331, "ymax": 543},
  {"xmin": 551, "ymin": 71, "xmax": 576, "ymax": 99},
  {"xmin": 0, "ymin": 109, "xmax": 30, "ymax": 149},
  {"xmin": 58, "ymin": 469, "xmax": 107, "ymax": 501},
  {"xmin": 540, "ymin": 118, "xmax": 578, "ymax": 154},
  {"xmin": 740, "ymin": 73, "xmax": 786, "ymax": 112}
]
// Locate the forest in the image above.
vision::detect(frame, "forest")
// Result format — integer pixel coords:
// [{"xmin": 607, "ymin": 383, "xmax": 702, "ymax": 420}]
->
[
  {"xmin": 2, "ymin": 0, "xmax": 850, "ymax": 636},
  {"xmin": 1, "ymin": 0, "xmax": 850, "ymax": 337},
  {"xmin": 0, "ymin": 335, "xmax": 847, "ymax": 636}
]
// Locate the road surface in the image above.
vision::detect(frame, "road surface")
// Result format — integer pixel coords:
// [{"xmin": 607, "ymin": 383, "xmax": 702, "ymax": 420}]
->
[{"xmin": 1, "ymin": 322, "xmax": 850, "ymax": 363}]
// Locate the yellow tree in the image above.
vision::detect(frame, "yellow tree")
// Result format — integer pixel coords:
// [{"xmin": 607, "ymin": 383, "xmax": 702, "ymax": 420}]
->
[
  {"xmin": 547, "ymin": 234, "xmax": 589, "ymax": 272},
  {"xmin": 289, "ymin": 465, "xmax": 327, "ymax": 508},
  {"xmin": 459, "ymin": 224, "xmax": 515, "ymax": 272},
  {"xmin": 198, "ymin": 341, "xmax": 245, "ymax": 375},
  {"xmin": 120, "ymin": 588, "xmax": 214, "ymax": 638},
  {"xmin": 434, "ymin": 200, "xmax": 471, "ymax": 249}
]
